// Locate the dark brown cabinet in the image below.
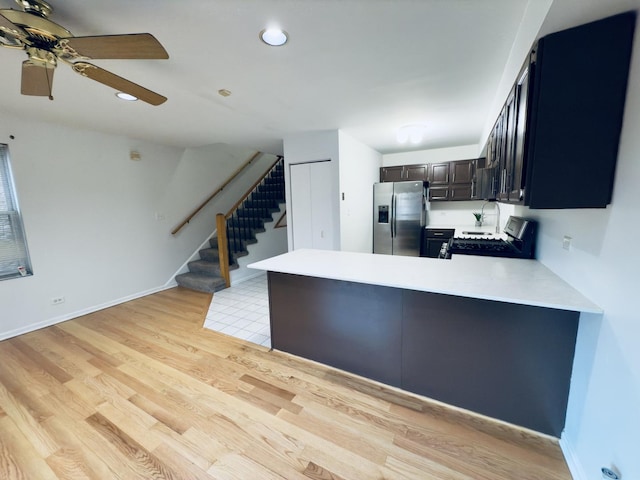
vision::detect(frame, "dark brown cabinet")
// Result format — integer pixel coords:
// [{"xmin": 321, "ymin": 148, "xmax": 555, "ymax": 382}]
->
[
  {"xmin": 422, "ymin": 228, "xmax": 455, "ymax": 258},
  {"xmin": 451, "ymin": 160, "xmax": 473, "ymax": 185},
  {"xmin": 480, "ymin": 12, "xmax": 635, "ymax": 208},
  {"xmin": 428, "ymin": 163, "xmax": 450, "ymax": 185},
  {"xmin": 380, "ymin": 164, "xmax": 428, "ymax": 182},
  {"xmin": 428, "ymin": 159, "xmax": 476, "ymax": 201}
]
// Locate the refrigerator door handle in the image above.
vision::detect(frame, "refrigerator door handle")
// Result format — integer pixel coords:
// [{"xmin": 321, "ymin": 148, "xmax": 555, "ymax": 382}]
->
[{"xmin": 392, "ymin": 194, "xmax": 397, "ymax": 237}]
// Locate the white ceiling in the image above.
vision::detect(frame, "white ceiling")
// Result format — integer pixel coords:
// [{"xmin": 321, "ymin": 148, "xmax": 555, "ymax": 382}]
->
[{"xmin": 0, "ymin": 0, "xmax": 628, "ymax": 156}]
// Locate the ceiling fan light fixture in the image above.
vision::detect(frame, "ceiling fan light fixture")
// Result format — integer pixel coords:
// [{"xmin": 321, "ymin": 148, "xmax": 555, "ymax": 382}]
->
[
  {"xmin": 260, "ymin": 28, "xmax": 288, "ymax": 46},
  {"xmin": 116, "ymin": 92, "xmax": 138, "ymax": 102}
]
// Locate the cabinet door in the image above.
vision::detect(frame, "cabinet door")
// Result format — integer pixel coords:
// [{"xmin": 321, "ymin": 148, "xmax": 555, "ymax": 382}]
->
[
  {"xmin": 425, "ymin": 238, "xmax": 448, "ymax": 258},
  {"xmin": 428, "ymin": 186, "xmax": 449, "ymax": 201},
  {"xmin": 450, "ymin": 184, "xmax": 472, "ymax": 201},
  {"xmin": 405, "ymin": 164, "xmax": 428, "ymax": 181},
  {"xmin": 498, "ymin": 86, "xmax": 517, "ymax": 201},
  {"xmin": 450, "ymin": 160, "xmax": 474, "ymax": 184},
  {"xmin": 429, "ymin": 163, "xmax": 450, "ymax": 184},
  {"xmin": 509, "ymin": 62, "xmax": 530, "ymax": 202},
  {"xmin": 423, "ymin": 228, "xmax": 454, "ymax": 258},
  {"xmin": 380, "ymin": 166, "xmax": 404, "ymax": 182}
]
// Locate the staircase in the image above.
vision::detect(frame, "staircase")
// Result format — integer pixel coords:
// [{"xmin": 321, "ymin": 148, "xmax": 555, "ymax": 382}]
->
[{"xmin": 175, "ymin": 157, "xmax": 285, "ymax": 293}]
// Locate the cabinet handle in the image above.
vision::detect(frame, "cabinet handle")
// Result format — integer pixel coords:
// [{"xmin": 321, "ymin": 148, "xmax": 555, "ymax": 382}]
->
[{"xmin": 434, "ymin": 232, "xmax": 444, "ymax": 236}]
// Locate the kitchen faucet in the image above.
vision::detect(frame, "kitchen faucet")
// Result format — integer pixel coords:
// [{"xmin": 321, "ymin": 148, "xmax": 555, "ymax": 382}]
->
[{"xmin": 481, "ymin": 200, "xmax": 501, "ymax": 233}]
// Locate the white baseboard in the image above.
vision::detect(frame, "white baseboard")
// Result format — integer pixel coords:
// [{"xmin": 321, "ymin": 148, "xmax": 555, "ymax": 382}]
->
[
  {"xmin": 560, "ymin": 434, "xmax": 586, "ymax": 480},
  {"xmin": 0, "ymin": 283, "xmax": 178, "ymax": 341}
]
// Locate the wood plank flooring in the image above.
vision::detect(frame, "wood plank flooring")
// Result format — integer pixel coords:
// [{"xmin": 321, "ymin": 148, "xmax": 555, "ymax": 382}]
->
[{"xmin": 0, "ymin": 287, "xmax": 573, "ymax": 479}]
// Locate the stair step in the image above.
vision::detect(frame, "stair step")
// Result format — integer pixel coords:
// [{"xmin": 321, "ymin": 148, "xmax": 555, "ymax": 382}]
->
[
  {"xmin": 235, "ymin": 208, "xmax": 275, "ymax": 220},
  {"xmin": 188, "ymin": 259, "xmax": 221, "ymax": 275},
  {"xmin": 228, "ymin": 220, "xmax": 265, "ymax": 231},
  {"xmin": 175, "ymin": 272, "xmax": 227, "ymax": 294},
  {"xmin": 199, "ymin": 248, "xmax": 220, "ymax": 262}
]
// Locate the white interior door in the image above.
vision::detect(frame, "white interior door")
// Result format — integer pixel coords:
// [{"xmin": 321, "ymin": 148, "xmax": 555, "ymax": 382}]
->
[{"xmin": 290, "ymin": 161, "xmax": 334, "ymax": 250}]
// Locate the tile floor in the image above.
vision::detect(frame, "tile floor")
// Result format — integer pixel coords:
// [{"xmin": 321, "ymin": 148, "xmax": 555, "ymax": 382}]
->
[{"xmin": 203, "ymin": 273, "xmax": 271, "ymax": 348}]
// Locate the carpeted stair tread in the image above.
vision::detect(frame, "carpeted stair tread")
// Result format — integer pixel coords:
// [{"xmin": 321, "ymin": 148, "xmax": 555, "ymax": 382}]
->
[
  {"xmin": 188, "ymin": 259, "xmax": 220, "ymax": 275},
  {"xmin": 175, "ymin": 272, "xmax": 227, "ymax": 293}
]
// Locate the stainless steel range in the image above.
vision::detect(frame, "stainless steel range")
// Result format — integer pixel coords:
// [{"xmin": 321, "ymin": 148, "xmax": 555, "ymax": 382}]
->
[{"xmin": 446, "ymin": 216, "xmax": 537, "ymax": 259}]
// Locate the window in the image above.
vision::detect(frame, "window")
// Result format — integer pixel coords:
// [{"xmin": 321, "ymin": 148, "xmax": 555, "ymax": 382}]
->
[{"xmin": 0, "ymin": 144, "xmax": 32, "ymax": 280}]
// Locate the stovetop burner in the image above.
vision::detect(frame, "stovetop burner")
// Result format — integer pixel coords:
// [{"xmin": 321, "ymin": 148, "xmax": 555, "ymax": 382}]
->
[{"xmin": 445, "ymin": 216, "xmax": 537, "ymax": 259}]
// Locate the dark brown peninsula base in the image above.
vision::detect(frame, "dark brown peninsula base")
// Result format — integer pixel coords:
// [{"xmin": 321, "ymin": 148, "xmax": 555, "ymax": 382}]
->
[{"xmin": 267, "ymin": 271, "xmax": 579, "ymax": 437}]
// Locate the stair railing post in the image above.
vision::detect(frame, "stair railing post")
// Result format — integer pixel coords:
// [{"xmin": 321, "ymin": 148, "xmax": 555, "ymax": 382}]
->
[{"xmin": 216, "ymin": 213, "xmax": 231, "ymax": 288}]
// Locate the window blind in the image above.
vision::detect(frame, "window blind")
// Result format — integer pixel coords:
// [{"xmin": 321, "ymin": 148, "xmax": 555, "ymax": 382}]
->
[{"xmin": 0, "ymin": 144, "xmax": 32, "ymax": 280}]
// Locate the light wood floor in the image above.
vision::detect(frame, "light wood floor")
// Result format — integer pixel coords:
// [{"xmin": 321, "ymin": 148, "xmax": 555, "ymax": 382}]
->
[{"xmin": 0, "ymin": 287, "xmax": 573, "ymax": 479}]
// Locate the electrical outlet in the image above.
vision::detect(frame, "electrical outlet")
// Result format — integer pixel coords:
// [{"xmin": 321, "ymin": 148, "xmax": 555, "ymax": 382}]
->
[
  {"xmin": 562, "ymin": 236, "xmax": 572, "ymax": 251},
  {"xmin": 51, "ymin": 296, "xmax": 65, "ymax": 305}
]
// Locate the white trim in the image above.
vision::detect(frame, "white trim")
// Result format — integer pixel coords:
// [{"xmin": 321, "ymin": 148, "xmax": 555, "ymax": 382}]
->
[
  {"xmin": 167, "ymin": 227, "xmax": 219, "ymax": 281},
  {"xmin": 560, "ymin": 434, "xmax": 585, "ymax": 480},
  {"xmin": 0, "ymin": 282, "xmax": 178, "ymax": 341}
]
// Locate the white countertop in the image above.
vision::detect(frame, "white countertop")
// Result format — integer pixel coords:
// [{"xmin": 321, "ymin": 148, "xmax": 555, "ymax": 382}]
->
[{"xmin": 248, "ymin": 249, "xmax": 602, "ymax": 314}]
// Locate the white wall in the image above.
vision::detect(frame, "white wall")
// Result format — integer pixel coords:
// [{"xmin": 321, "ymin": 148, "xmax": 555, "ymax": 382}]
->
[
  {"xmin": 0, "ymin": 117, "xmax": 275, "ymax": 340},
  {"xmin": 382, "ymin": 144, "xmax": 480, "ymax": 167},
  {"xmin": 506, "ymin": 2, "xmax": 640, "ymax": 478},
  {"xmin": 160, "ymin": 144, "xmax": 279, "ymax": 272},
  {"xmin": 282, "ymin": 130, "xmax": 341, "ymax": 251},
  {"xmin": 338, "ymin": 131, "xmax": 382, "ymax": 253},
  {"xmin": 512, "ymin": 23, "xmax": 640, "ymax": 474},
  {"xmin": 283, "ymin": 130, "xmax": 381, "ymax": 254}
]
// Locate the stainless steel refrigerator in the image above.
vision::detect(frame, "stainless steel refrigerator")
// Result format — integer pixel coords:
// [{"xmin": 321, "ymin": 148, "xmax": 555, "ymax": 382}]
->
[{"xmin": 373, "ymin": 181, "xmax": 425, "ymax": 256}]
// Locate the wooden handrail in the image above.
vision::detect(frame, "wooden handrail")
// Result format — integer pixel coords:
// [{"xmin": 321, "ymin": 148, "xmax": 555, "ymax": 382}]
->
[
  {"xmin": 171, "ymin": 151, "xmax": 263, "ymax": 235},
  {"xmin": 216, "ymin": 214, "xmax": 230, "ymax": 288},
  {"xmin": 224, "ymin": 155, "xmax": 283, "ymax": 219},
  {"xmin": 217, "ymin": 155, "xmax": 283, "ymax": 287}
]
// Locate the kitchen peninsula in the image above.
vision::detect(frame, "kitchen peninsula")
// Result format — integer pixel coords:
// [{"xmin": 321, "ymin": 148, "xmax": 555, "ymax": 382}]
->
[{"xmin": 249, "ymin": 249, "xmax": 601, "ymax": 437}]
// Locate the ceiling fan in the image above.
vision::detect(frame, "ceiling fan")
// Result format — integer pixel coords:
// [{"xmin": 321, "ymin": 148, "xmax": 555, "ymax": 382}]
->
[{"xmin": 0, "ymin": 0, "xmax": 168, "ymax": 105}]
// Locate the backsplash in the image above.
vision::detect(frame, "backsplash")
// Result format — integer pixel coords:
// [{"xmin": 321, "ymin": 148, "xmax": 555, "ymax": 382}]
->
[{"xmin": 426, "ymin": 200, "xmax": 515, "ymax": 230}]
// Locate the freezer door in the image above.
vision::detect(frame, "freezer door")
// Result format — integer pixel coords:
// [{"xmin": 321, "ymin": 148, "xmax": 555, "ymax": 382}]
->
[
  {"xmin": 393, "ymin": 181, "xmax": 424, "ymax": 256},
  {"xmin": 373, "ymin": 182, "xmax": 393, "ymax": 254}
]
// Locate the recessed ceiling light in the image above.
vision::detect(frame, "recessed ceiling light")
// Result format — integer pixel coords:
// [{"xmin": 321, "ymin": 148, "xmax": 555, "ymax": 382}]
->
[
  {"xmin": 260, "ymin": 28, "xmax": 288, "ymax": 46},
  {"xmin": 218, "ymin": 89, "xmax": 232, "ymax": 97},
  {"xmin": 116, "ymin": 92, "xmax": 138, "ymax": 102}
]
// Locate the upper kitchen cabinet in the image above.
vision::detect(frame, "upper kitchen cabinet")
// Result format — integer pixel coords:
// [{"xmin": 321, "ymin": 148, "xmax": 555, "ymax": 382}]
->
[
  {"xmin": 380, "ymin": 164, "xmax": 428, "ymax": 182},
  {"xmin": 428, "ymin": 159, "xmax": 476, "ymax": 201},
  {"xmin": 481, "ymin": 12, "xmax": 635, "ymax": 208},
  {"xmin": 428, "ymin": 163, "xmax": 450, "ymax": 185},
  {"xmin": 525, "ymin": 12, "xmax": 634, "ymax": 208}
]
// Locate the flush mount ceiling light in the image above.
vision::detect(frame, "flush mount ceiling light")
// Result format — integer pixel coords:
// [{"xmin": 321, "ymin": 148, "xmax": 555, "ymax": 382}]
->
[
  {"xmin": 260, "ymin": 28, "xmax": 288, "ymax": 46},
  {"xmin": 396, "ymin": 124, "xmax": 427, "ymax": 144},
  {"xmin": 116, "ymin": 92, "xmax": 138, "ymax": 102}
]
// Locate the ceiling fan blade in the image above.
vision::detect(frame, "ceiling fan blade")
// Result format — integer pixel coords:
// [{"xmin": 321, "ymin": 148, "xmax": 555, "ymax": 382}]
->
[
  {"xmin": 72, "ymin": 62, "xmax": 166, "ymax": 106},
  {"xmin": 21, "ymin": 60, "xmax": 55, "ymax": 97},
  {"xmin": 59, "ymin": 33, "xmax": 169, "ymax": 59},
  {"xmin": 0, "ymin": 11, "xmax": 28, "ymax": 39}
]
